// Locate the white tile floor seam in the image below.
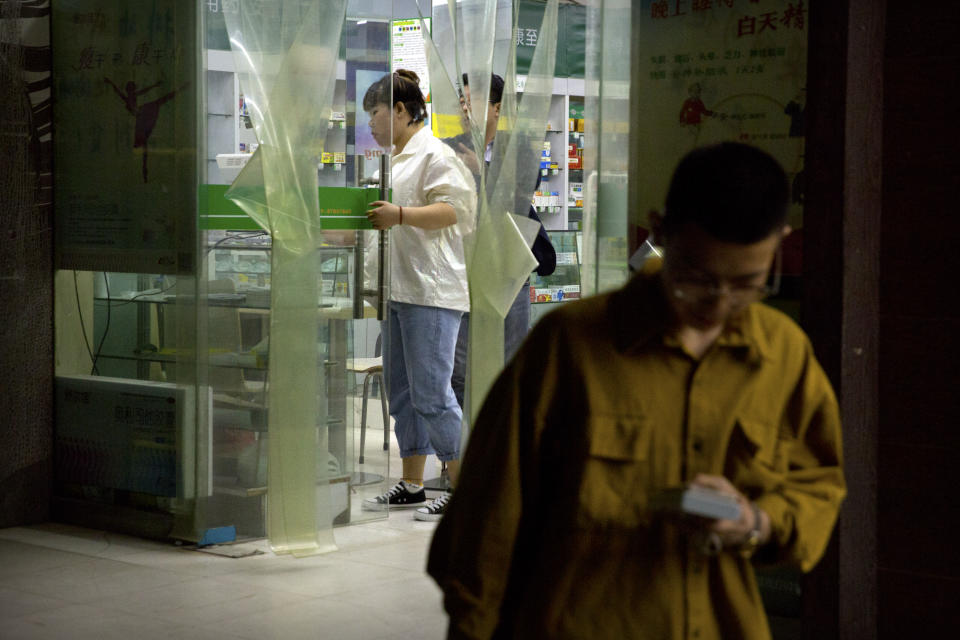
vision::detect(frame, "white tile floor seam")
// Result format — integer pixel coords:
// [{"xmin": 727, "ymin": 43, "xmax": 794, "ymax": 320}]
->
[{"xmin": 0, "ymin": 516, "xmax": 449, "ymax": 639}]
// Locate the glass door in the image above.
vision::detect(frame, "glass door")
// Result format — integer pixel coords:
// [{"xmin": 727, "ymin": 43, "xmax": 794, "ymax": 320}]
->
[
  {"xmin": 320, "ymin": 5, "xmax": 397, "ymax": 526},
  {"xmin": 195, "ymin": 0, "xmax": 404, "ymax": 553}
]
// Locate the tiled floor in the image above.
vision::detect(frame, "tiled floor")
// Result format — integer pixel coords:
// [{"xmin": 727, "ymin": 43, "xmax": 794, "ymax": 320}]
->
[
  {"xmin": 0, "ymin": 515, "xmax": 447, "ymax": 640},
  {"xmin": 0, "ymin": 399, "xmax": 450, "ymax": 639}
]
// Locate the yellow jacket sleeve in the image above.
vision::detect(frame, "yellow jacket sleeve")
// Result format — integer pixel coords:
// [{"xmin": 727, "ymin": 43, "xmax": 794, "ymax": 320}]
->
[{"xmin": 754, "ymin": 338, "xmax": 847, "ymax": 572}]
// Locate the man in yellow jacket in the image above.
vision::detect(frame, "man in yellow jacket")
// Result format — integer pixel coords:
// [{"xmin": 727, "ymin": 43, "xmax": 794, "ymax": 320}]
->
[{"xmin": 427, "ymin": 142, "xmax": 846, "ymax": 639}]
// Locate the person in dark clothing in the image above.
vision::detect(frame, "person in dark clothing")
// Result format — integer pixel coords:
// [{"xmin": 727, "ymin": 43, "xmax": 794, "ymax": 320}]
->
[{"xmin": 448, "ymin": 73, "xmax": 556, "ymax": 410}]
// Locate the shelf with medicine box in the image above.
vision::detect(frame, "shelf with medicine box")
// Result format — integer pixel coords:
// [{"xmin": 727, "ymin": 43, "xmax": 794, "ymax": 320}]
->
[
  {"xmin": 532, "ymin": 93, "xmax": 569, "ymax": 229},
  {"xmin": 206, "ymin": 50, "xmax": 354, "ymax": 188},
  {"xmin": 565, "ymin": 96, "xmax": 586, "ymax": 231},
  {"xmin": 84, "ymin": 266, "xmax": 347, "ymax": 533},
  {"xmin": 207, "ymin": 233, "xmax": 355, "ymax": 304},
  {"xmin": 514, "ymin": 78, "xmax": 585, "ymax": 232},
  {"xmin": 530, "ymin": 229, "xmax": 582, "ymax": 305}
]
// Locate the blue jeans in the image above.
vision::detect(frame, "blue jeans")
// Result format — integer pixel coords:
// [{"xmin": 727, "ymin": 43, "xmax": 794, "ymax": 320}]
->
[
  {"xmin": 451, "ymin": 284, "xmax": 530, "ymax": 410},
  {"xmin": 383, "ymin": 302, "xmax": 463, "ymax": 461}
]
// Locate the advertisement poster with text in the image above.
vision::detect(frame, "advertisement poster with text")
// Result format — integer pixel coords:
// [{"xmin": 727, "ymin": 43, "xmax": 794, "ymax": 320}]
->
[
  {"xmin": 53, "ymin": 1, "xmax": 196, "ymax": 274},
  {"xmin": 391, "ymin": 18, "xmax": 432, "ymax": 128},
  {"xmin": 635, "ymin": 0, "xmax": 807, "ymax": 234}
]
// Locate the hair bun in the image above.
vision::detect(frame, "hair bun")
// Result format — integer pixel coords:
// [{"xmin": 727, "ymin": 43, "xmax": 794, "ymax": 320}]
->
[{"xmin": 396, "ymin": 69, "xmax": 420, "ymax": 85}]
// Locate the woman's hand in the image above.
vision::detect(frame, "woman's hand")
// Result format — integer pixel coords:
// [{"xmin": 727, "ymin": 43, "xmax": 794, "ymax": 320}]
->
[{"xmin": 366, "ymin": 200, "xmax": 401, "ymax": 230}]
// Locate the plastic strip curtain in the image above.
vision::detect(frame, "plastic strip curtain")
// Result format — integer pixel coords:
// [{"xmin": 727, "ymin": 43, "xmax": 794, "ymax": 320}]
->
[
  {"xmin": 420, "ymin": 11, "xmax": 466, "ymax": 145},
  {"xmin": 423, "ymin": 0, "xmax": 558, "ymax": 429},
  {"xmin": 468, "ymin": 0, "xmax": 557, "ymax": 427},
  {"xmin": 222, "ymin": 0, "xmax": 346, "ymax": 556},
  {"xmin": 580, "ymin": 0, "xmax": 631, "ymax": 296},
  {"xmin": 430, "ymin": 5, "xmax": 497, "ymax": 195}
]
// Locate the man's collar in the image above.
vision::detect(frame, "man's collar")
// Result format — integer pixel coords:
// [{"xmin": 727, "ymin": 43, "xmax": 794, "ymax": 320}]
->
[
  {"xmin": 612, "ymin": 274, "xmax": 672, "ymax": 354},
  {"xmin": 713, "ymin": 304, "xmax": 771, "ymax": 363},
  {"xmin": 613, "ymin": 272, "xmax": 771, "ymax": 363}
]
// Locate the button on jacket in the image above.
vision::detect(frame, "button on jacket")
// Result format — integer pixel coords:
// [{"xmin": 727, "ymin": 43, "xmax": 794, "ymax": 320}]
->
[
  {"xmin": 427, "ymin": 272, "xmax": 846, "ymax": 640},
  {"xmin": 388, "ymin": 126, "xmax": 477, "ymax": 312}
]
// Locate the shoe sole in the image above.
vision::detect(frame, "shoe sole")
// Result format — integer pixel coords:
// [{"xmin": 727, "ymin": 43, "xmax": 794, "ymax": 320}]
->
[
  {"xmin": 413, "ymin": 511, "xmax": 443, "ymax": 522},
  {"xmin": 361, "ymin": 501, "xmax": 426, "ymax": 512}
]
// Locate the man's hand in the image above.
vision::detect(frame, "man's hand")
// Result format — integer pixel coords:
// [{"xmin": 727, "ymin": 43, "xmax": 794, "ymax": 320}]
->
[
  {"xmin": 689, "ymin": 473, "xmax": 769, "ymax": 551},
  {"xmin": 455, "ymin": 141, "xmax": 481, "ymax": 176},
  {"xmin": 366, "ymin": 200, "xmax": 401, "ymax": 230}
]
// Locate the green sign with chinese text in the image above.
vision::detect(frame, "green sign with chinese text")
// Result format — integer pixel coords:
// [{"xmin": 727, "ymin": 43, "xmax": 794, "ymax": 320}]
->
[
  {"xmin": 515, "ymin": 1, "xmax": 586, "ymax": 78},
  {"xmin": 200, "ymin": 185, "xmax": 385, "ymax": 230}
]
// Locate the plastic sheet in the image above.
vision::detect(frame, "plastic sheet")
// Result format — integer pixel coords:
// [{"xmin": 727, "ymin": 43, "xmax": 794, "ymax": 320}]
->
[
  {"xmin": 469, "ymin": 0, "xmax": 558, "ymax": 426},
  {"xmin": 580, "ymin": 0, "xmax": 631, "ymax": 296},
  {"xmin": 422, "ymin": 0, "xmax": 559, "ymax": 428},
  {"xmin": 222, "ymin": 0, "xmax": 347, "ymax": 557}
]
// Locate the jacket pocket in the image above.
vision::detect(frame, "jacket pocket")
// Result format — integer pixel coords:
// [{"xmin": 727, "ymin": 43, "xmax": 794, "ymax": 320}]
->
[
  {"xmin": 575, "ymin": 415, "xmax": 652, "ymax": 529},
  {"xmin": 735, "ymin": 417, "xmax": 778, "ymax": 466}
]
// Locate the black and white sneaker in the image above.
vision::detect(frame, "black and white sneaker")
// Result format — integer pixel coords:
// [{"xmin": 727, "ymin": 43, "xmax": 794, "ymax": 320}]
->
[
  {"xmin": 362, "ymin": 481, "xmax": 427, "ymax": 511},
  {"xmin": 414, "ymin": 491, "xmax": 452, "ymax": 522}
]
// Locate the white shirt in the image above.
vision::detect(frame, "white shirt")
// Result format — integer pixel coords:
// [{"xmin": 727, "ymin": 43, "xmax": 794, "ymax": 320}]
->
[{"xmin": 384, "ymin": 126, "xmax": 476, "ymax": 312}]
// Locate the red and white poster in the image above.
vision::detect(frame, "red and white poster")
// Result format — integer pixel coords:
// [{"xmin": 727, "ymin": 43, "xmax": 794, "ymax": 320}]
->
[{"xmin": 635, "ymin": 0, "xmax": 808, "ymax": 233}]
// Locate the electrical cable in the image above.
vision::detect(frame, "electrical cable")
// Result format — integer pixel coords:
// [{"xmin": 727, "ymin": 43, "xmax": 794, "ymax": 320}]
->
[
  {"xmin": 91, "ymin": 271, "xmax": 111, "ymax": 375},
  {"xmin": 73, "ymin": 270, "xmax": 99, "ymax": 375},
  {"xmin": 92, "ymin": 231, "xmax": 268, "ymax": 311},
  {"xmin": 83, "ymin": 232, "xmax": 269, "ymax": 375},
  {"xmin": 204, "ymin": 231, "xmax": 271, "ymax": 291},
  {"xmin": 206, "ymin": 230, "xmax": 269, "ymax": 255},
  {"xmin": 93, "ymin": 277, "xmax": 178, "ymax": 308},
  {"xmin": 206, "ymin": 231, "xmax": 272, "ymax": 290}
]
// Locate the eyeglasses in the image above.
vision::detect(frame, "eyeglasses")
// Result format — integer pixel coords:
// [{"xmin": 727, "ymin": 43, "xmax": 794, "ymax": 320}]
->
[{"xmin": 669, "ymin": 247, "xmax": 782, "ymax": 306}]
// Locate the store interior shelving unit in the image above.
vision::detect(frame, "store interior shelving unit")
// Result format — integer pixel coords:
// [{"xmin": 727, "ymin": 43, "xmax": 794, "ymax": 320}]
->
[
  {"xmin": 529, "ymin": 229, "xmax": 582, "ymax": 328},
  {"xmin": 205, "ymin": 65, "xmax": 587, "ymax": 227},
  {"xmin": 518, "ymin": 77, "xmax": 585, "ymax": 327},
  {"xmin": 206, "ymin": 59, "xmax": 589, "ymax": 322},
  {"xmin": 567, "ymin": 95, "xmax": 585, "ymax": 231},
  {"xmin": 205, "ymin": 50, "xmax": 351, "ymax": 187},
  {"xmin": 201, "ymin": 52, "xmax": 593, "ymax": 464},
  {"xmin": 519, "ymin": 75, "xmax": 586, "ymax": 232},
  {"xmin": 202, "ymin": 47, "xmax": 375, "ymax": 347}
]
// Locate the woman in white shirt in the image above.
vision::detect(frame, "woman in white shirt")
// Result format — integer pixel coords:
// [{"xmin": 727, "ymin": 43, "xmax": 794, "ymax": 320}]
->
[{"xmin": 361, "ymin": 70, "xmax": 476, "ymax": 521}]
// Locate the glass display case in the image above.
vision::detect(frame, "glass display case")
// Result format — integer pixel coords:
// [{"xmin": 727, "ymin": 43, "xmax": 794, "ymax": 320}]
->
[
  {"xmin": 82, "ymin": 228, "xmax": 383, "ymax": 540},
  {"xmin": 529, "ymin": 230, "xmax": 582, "ymax": 328},
  {"xmin": 52, "ymin": 3, "xmax": 400, "ymax": 548}
]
